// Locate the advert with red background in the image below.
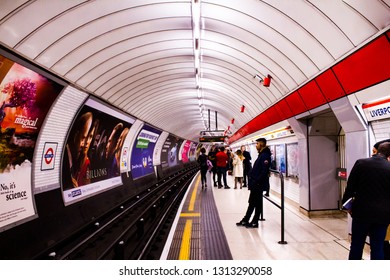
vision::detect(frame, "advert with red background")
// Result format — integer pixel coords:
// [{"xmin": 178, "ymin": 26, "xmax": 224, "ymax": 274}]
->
[{"xmin": 0, "ymin": 55, "xmax": 63, "ymax": 231}]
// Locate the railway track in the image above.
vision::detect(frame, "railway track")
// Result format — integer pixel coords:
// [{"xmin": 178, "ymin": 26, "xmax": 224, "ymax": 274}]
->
[{"xmin": 35, "ymin": 167, "xmax": 198, "ymax": 260}]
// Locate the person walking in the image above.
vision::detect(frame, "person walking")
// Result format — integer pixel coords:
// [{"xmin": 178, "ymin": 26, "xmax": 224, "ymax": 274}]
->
[
  {"xmin": 233, "ymin": 149, "xmax": 244, "ymax": 189},
  {"xmin": 197, "ymin": 147, "xmax": 208, "ymax": 189},
  {"xmin": 342, "ymin": 141, "xmax": 390, "ymax": 260},
  {"xmin": 241, "ymin": 145, "xmax": 251, "ymax": 188},
  {"xmin": 236, "ymin": 138, "xmax": 271, "ymax": 228}
]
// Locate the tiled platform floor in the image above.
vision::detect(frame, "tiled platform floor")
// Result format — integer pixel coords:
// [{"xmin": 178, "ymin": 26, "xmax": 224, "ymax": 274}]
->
[
  {"xmin": 213, "ymin": 173, "xmax": 371, "ymax": 260},
  {"xmin": 163, "ymin": 172, "xmax": 371, "ymax": 260}
]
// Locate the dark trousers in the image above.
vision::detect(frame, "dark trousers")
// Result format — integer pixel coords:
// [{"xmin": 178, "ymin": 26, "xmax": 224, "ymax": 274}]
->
[
  {"xmin": 349, "ymin": 218, "xmax": 388, "ymax": 260},
  {"xmin": 384, "ymin": 240, "xmax": 390, "ymax": 260},
  {"xmin": 243, "ymin": 164, "xmax": 251, "ymax": 186},
  {"xmin": 212, "ymin": 168, "xmax": 217, "ymax": 184},
  {"xmin": 217, "ymin": 166, "xmax": 228, "ymax": 187},
  {"xmin": 200, "ymin": 167, "xmax": 207, "ymax": 186},
  {"xmin": 243, "ymin": 189, "xmax": 263, "ymax": 223}
]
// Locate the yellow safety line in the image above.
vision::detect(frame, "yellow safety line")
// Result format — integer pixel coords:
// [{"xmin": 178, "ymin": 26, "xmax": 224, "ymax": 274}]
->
[
  {"xmin": 177, "ymin": 175, "xmax": 202, "ymax": 259},
  {"xmin": 188, "ymin": 176, "xmax": 200, "ymax": 211},
  {"xmin": 179, "ymin": 219, "xmax": 193, "ymax": 260},
  {"xmin": 180, "ymin": 213, "xmax": 200, "ymax": 217}
]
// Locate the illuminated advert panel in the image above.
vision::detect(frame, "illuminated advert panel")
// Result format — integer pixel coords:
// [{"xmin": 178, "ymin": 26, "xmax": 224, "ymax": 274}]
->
[
  {"xmin": 0, "ymin": 54, "xmax": 64, "ymax": 231},
  {"xmin": 160, "ymin": 134, "xmax": 183, "ymax": 169},
  {"xmin": 180, "ymin": 140, "xmax": 192, "ymax": 163},
  {"xmin": 196, "ymin": 143, "xmax": 205, "ymax": 157},
  {"xmin": 188, "ymin": 141, "xmax": 198, "ymax": 162},
  {"xmin": 62, "ymin": 98, "xmax": 134, "ymax": 205},
  {"xmin": 130, "ymin": 125, "xmax": 161, "ymax": 180}
]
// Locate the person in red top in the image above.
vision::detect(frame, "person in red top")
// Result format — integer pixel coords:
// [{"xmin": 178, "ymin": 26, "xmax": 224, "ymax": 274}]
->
[{"xmin": 215, "ymin": 146, "xmax": 230, "ymax": 189}]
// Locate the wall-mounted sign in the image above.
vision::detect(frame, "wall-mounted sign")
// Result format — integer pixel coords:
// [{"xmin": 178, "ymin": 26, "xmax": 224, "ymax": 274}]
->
[
  {"xmin": 362, "ymin": 97, "xmax": 390, "ymax": 122},
  {"xmin": 336, "ymin": 168, "xmax": 347, "ymax": 181},
  {"xmin": 262, "ymin": 126, "xmax": 294, "ymax": 140},
  {"xmin": 41, "ymin": 142, "xmax": 58, "ymax": 171}
]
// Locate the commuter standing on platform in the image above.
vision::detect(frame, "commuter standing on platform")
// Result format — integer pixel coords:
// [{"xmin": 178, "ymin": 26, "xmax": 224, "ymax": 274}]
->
[
  {"xmin": 208, "ymin": 145, "xmax": 218, "ymax": 187},
  {"xmin": 197, "ymin": 147, "xmax": 208, "ymax": 189},
  {"xmin": 233, "ymin": 149, "xmax": 244, "ymax": 189},
  {"xmin": 372, "ymin": 139, "xmax": 390, "ymax": 155},
  {"xmin": 226, "ymin": 147, "xmax": 233, "ymax": 176},
  {"xmin": 236, "ymin": 138, "xmax": 271, "ymax": 228},
  {"xmin": 342, "ymin": 142, "xmax": 390, "ymax": 260},
  {"xmin": 216, "ymin": 146, "xmax": 230, "ymax": 189},
  {"xmin": 372, "ymin": 139, "xmax": 390, "ymax": 259},
  {"xmin": 371, "ymin": 139, "xmax": 390, "ymax": 260},
  {"xmin": 241, "ymin": 145, "xmax": 252, "ymax": 188}
]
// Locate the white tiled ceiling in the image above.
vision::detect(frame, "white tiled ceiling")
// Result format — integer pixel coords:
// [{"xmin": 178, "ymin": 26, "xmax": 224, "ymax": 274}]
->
[{"xmin": 0, "ymin": 0, "xmax": 389, "ymax": 141}]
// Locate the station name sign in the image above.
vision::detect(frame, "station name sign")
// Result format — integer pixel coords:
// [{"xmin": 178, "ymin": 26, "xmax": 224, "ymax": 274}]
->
[{"xmin": 362, "ymin": 97, "xmax": 390, "ymax": 122}]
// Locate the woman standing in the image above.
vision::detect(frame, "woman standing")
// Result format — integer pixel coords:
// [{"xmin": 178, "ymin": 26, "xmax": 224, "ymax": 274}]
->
[
  {"xmin": 233, "ymin": 149, "xmax": 244, "ymax": 189},
  {"xmin": 197, "ymin": 147, "xmax": 208, "ymax": 189}
]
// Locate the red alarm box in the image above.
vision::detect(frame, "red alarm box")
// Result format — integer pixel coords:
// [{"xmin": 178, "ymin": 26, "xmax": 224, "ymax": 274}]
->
[{"xmin": 263, "ymin": 75, "xmax": 271, "ymax": 87}]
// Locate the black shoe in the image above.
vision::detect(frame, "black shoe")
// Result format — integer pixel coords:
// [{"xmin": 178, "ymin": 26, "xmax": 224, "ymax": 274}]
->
[
  {"xmin": 218, "ymin": 185, "xmax": 223, "ymax": 189},
  {"xmin": 236, "ymin": 220, "xmax": 248, "ymax": 226},
  {"xmin": 224, "ymin": 186, "xmax": 230, "ymax": 189},
  {"xmin": 242, "ymin": 184, "xmax": 247, "ymax": 188},
  {"xmin": 245, "ymin": 222, "xmax": 259, "ymax": 228},
  {"xmin": 264, "ymin": 193, "xmax": 269, "ymax": 197}
]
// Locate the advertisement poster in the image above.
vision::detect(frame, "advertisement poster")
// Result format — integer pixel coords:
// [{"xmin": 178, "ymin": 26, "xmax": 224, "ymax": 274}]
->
[
  {"xmin": 188, "ymin": 141, "xmax": 198, "ymax": 162},
  {"xmin": 268, "ymin": 145, "xmax": 276, "ymax": 170},
  {"xmin": 161, "ymin": 135, "xmax": 181, "ymax": 169},
  {"xmin": 275, "ymin": 144, "xmax": 286, "ymax": 173},
  {"xmin": 62, "ymin": 99, "xmax": 133, "ymax": 205},
  {"xmin": 130, "ymin": 125, "xmax": 161, "ymax": 179},
  {"xmin": 180, "ymin": 140, "xmax": 191, "ymax": 163},
  {"xmin": 121, "ymin": 146, "xmax": 128, "ymax": 171},
  {"xmin": 286, "ymin": 143, "xmax": 299, "ymax": 178},
  {"xmin": 0, "ymin": 55, "xmax": 63, "ymax": 231},
  {"xmin": 196, "ymin": 143, "xmax": 204, "ymax": 158}
]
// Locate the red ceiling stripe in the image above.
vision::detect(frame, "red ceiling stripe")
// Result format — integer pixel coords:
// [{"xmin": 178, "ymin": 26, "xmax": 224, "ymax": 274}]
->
[
  {"xmin": 274, "ymin": 99, "xmax": 294, "ymax": 120},
  {"xmin": 284, "ymin": 91, "xmax": 307, "ymax": 115},
  {"xmin": 298, "ymin": 80, "xmax": 327, "ymax": 110},
  {"xmin": 315, "ymin": 69, "xmax": 346, "ymax": 102},
  {"xmin": 264, "ymin": 106, "xmax": 283, "ymax": 124},
  {"xmin": 332, "ymin": 35, "xmax": 390, "ymax": 94},
  {"xmin": 229, "ymin": 33, "xmax": 390, "ymax": 144}
]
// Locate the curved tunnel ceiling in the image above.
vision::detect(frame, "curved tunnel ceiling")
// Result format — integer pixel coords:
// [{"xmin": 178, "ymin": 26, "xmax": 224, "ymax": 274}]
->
[{"xmin": 0, "ymin": 0, "xmax": 389, "ymax": 142}]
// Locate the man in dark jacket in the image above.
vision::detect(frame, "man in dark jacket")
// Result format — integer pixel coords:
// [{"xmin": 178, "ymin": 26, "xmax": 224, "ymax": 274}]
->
[
  {"xmin": 236, "ymin": 138, "xmax": 271, "ymax": 228},
  {"xmin": 342, "ymin": 142, "xmax": 390, "ymax": 260},
  {"xmin": 241, "ymin": 145, "xmax": 252, "ymax": 188}
]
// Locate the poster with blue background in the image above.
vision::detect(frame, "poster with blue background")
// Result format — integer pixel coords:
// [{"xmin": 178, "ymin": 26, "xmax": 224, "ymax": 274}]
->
[{"xmin": 131, "ymin": 125, "xmax": 161, "ymax": 179}]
